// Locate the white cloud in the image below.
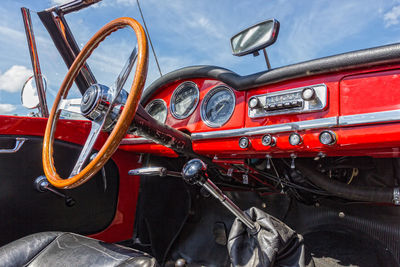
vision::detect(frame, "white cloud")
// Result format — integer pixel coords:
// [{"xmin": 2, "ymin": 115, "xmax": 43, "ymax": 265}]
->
[
  {"xmin": 384, "ymin": 5, "xmax": 400, "ymax": 27},
  {"xmin": 0, "ymin": 104, "xmax": 16, "ymax": 113},
  {"xmin": 0, "ymin": 25, "xmax": 25, "ymax": 43},
  {"xmin": 0, "ymin": 65, "xmax": 32, "ymax": 93},
  {"xmin": 93, "ymin": 0, "xmax": 135, "ymax": 8}
]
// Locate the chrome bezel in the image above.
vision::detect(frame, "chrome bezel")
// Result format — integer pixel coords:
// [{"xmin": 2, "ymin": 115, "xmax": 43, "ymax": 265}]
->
[
  {"xmin": 289, "ymin": 132, "xmax": 302, "ymax": 146},
  {"xmin": 319, "ymin": 130, "xmax": 337, "ymax": 145},
  {"xmin": 261, "ymin": 134, "xmax": 276, "ymax": 147},
  {"xmin": 170, "ymin": 81, "xmax": 199, "ymax": 119},
  {"xmin": 145, "ymin": 99, "xmax": 168, "ymax": 123},
  {"xmin": 239, "ymin": 137, "xmax": 250, "ymax": 149},
  {"xmin": 200, "ymin": 85, "xmax": 236, "ymax": 128}
]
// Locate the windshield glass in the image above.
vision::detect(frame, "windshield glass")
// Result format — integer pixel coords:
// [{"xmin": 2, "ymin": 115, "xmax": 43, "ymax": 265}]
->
[{"xmin": 1, "ymin": 0, "xmax": 400, "ymax": 115}]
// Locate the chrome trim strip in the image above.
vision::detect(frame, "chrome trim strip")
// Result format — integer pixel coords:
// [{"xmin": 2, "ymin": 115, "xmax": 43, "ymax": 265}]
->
[
  {"xmin": 339, "ymin": 109, "xmax": 400, "ymax": 126},
  {"xmin": 123, "ymin": 109, "xmax": 400, "ymax": 143},
  {"xmin": 192, "ymin": 117, "xmax": 337, "ymax": 140}
]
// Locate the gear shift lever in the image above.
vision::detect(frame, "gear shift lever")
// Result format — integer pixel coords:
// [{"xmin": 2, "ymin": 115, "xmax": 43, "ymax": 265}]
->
[{"xmin": 182, "ymin": 159, "xmax": 257, "ymax": 231}]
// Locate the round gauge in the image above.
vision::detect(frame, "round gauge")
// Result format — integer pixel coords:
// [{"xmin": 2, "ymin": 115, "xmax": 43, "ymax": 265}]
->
[
  {"xmin": 170, "ymin": 81, "xmax": 199, "ymax": 119},
  {"xmin": 201, "ymin": 86, "xmax": 235, "ymax": 128},
  {"xmin": 145, "ymin": 99, "xmax": 167, "ymax": 123}
]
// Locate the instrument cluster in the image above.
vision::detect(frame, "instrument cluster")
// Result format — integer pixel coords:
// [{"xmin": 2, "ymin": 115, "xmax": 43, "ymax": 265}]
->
[{"xmin": 144, "ymin": 80, "xmax": 238, "ymax": 129}]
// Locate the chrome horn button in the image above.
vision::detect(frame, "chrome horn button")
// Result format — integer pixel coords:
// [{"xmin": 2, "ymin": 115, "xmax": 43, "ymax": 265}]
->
[
  {"xmin": 80, "ymin": 83, "xmax": 128, "ymax": 130},
  {"xmin": 81, "ymin": 85, "xmax": 100, "ymax": 116}
]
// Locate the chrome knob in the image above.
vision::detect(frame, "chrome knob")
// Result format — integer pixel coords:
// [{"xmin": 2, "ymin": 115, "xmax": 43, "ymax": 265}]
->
[
  {"xmin": 182, "ymin": 158, "xmax": 207, "ymax": 185},
  {"xmin": 261, "ymin": 134, "xmax": 276, "ymax": 146},
  {"xmin": 248, "ymin": 97, "xmax": 260, "ymax": 109},
  {"xmin": 301, "ymin": 87, "xmax": 316, "ymax": 101}
]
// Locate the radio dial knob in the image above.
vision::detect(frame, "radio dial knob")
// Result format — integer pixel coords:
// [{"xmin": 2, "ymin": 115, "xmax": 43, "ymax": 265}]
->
[
  {"xmin": 249, "ymin": 97, "xmax": 260, "ymax": 109},
  {"xmin": 301, "ymin": 87, "xmax": 316, "ymax": 101}
]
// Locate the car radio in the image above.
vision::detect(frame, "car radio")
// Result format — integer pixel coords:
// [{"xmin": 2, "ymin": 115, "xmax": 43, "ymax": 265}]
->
[{"xmin": 248, "ymin": 84, "xmax": 327, "ymax": 118}]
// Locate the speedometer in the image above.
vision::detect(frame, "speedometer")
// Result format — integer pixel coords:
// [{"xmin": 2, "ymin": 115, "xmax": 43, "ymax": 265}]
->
[
  {"xmin": 201, "ymin": 86, "xmax": 235, "ymax": 128},
  {"xmin": 145, "ymin": 99, "xmax": 167, "ymax": 123},
  {"xmin": 170, "ymin": 81, "xmax": 199, "ymax": 119}
]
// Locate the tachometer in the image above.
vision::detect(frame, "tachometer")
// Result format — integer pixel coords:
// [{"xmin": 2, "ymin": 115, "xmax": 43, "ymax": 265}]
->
[
  {"xmin": 145, "ymin": 99, "xmax": 167, "ymax": 123},
  {"xmin": 170, "ymin": 81, "xmax": 199, "ymax": 119},
  {"xmin": 201, "ymin": 86, "xmax": 235, "ymax": 127}
]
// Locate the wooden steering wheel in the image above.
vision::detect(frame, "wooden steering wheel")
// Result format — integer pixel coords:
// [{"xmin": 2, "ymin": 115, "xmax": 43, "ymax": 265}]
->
[{"xmin": 42, "ymin": 17, "xmax": 148, "ymax": 189}]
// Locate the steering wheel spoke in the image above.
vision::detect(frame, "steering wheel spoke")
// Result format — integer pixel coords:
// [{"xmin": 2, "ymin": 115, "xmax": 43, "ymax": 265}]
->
[
  {"xmin": 110, "ymin": 46, "xmax": 138, "ymax": 100},
  {"xmin": 58, "ymin": 98, "xmax": 83, "ymax": 115},
  {"xmin": 70, "ymin": 120, "xmax": 102, "ymax": 177}
]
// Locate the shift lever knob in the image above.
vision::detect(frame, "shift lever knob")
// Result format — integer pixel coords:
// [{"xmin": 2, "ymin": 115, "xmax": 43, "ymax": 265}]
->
[{"xmin": 182, "ymin": 159, "xmax": 207, "ymax": 185}]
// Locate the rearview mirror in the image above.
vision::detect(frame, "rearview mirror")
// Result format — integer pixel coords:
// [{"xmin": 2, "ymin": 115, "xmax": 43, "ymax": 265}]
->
[
  {"xmin": 231, "ymin": 19, "xmax": 280, "ymax": 56},
  {"xmin": 21, "ymin": 75, "xmax": 47, "ymax": 109}
]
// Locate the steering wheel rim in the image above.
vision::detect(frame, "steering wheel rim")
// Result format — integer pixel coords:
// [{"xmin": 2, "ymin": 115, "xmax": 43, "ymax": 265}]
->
[{"xmin": 43, "ymin": 17, "xmax": 148, "ymax": 189}]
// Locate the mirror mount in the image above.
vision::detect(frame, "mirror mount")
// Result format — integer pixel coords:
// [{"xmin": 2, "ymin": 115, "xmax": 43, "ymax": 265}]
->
[
  {"xmin": 262, "ymin": 49, "xmax": 272, "ymax": 70},
  {"xmin": 231, "ymin": 18, "xmax": 280, "ymax": 69}
]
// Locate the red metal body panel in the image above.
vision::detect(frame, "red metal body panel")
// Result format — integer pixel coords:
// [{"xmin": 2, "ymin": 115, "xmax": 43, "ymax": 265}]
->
[
  {"xmin": 0, "ymin": 115, "xmax": 141, "ymax": 243},
  {"xmin": 192, "ymin": 123, "xmax": 400, "ymax": 158},
  {"xmin": 340, "ymin": 69, "xmax": 400, "ymax": 116}
]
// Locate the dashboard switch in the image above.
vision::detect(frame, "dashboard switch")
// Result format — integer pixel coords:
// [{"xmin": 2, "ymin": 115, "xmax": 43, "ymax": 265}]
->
[
  {"xmin": 239, "ymin": 137, "xmax": 250, "ymax": 149},
  {"xmin": 261, "ymin": 134, "xmax": 276, "ymax": 146},
  {"xmin": 249, "ymin": 97, "xmax": 260, "ymax": 109},
  {"xmin": 289, "ymin": 133, "xmax": 302, "ymax": 146},
  {"xmin": 319, "ymin": 130, "xmax": 336, "ymax": 145}
]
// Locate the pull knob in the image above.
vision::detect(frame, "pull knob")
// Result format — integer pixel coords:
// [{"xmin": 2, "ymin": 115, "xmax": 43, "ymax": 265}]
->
[
  {"xmin": 128, "ymin": 167, "xmax": 182, "ymax": 177},
  {"xmin": 34, "ymin": 176, "xmax": 75, "ymax": 207},
  {"xmin": 301, "ymin": 87, "xmax": 316, "ymax": 101}
]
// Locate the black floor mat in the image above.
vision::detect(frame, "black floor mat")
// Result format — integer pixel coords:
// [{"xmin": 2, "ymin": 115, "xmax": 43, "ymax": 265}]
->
[{"xmin": 304, "ymin": 230, "xmax": 397, "ymax": 267}]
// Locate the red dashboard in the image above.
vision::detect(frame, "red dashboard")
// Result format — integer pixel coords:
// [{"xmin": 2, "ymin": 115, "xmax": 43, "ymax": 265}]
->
[{"xmin": 121, "ymin": 61, "xmax": 400, "ymax": 159}]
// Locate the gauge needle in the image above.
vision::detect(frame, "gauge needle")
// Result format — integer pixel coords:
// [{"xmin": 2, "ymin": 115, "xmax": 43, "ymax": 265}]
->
[{"xmin": 216, "ymin": 103, "xmax": 225, "ymax": 114}]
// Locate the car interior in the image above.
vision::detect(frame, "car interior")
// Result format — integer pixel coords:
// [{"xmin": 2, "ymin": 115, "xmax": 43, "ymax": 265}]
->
[{"xmin": 1, "ymin": 1, "xmax": 400, "ymax": 266}]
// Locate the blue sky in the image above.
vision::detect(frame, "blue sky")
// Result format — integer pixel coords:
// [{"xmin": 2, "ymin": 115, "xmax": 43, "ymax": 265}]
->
[{"xmin": 1, "ymin": 0, "xmax": 400, "ymax": 115}]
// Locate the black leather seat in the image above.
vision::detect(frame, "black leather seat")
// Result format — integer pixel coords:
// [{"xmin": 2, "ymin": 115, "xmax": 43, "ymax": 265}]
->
[{"xmin": 0, "ymin": 232, "xmax": 158, "ymax": 267}]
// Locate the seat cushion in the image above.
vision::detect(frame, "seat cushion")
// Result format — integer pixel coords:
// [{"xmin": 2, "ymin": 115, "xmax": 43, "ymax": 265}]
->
[{"xmin": 0, "ymin": 232, "xmax": 158, "ymax": 267}]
